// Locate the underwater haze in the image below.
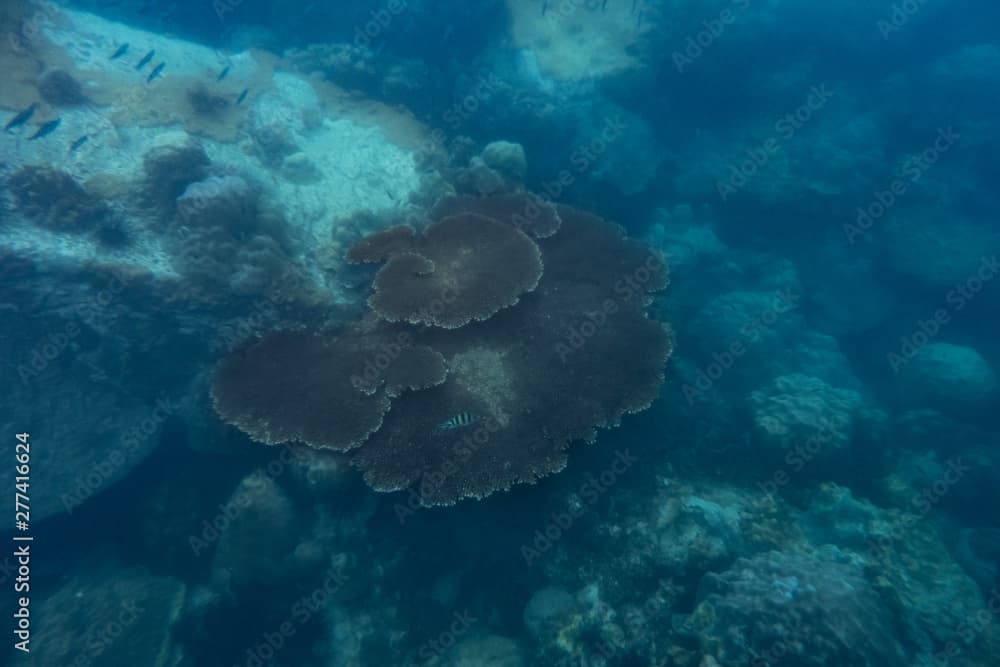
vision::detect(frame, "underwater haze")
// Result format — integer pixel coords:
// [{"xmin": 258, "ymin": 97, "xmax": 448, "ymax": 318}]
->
[{"xmin": 2, "ymin": 0, "xmax": 1000, "ymax": 665}]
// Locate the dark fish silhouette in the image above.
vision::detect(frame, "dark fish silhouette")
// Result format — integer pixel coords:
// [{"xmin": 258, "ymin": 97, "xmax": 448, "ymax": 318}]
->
[
  {"xmin": 109, "ymin": 43, "xmax": 129, "ymax": 60},
  {"xmin": 236, "ymin": 88, "xmax": 249, "ymax": 104},
  {"xmin": 68, "ymin": 135, "xmax": 89, "ymax": 153},
  {"xmin": 147, "ymin": 62, "xmax": 165, "ymax": 83},
  {"xmin": 136, "ymin": 49, "xmax": 155, "ymax": 70},
  {"xmin": 4, "ymin": 103, "xmax": 36, "ymax": 132},
  {"xmin": 217, "ymin": 65, "xmax": 230, "ymax": 81},
  {"xmin": 29, "ymin": 118, "xmax": 61, "ymax": 140}
]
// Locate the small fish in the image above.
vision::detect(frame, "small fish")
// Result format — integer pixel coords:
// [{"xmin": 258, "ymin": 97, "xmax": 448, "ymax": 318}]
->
[
  {"xmin": 4, "ymin": 103, "xmax": 36, "ymax": 132},
  {"xmin": 236, "ymin": 88, "xmax": 249, "ymax": 104},
  {"xmin": 68, "ymin": 135, "xmax": 89, "ymax": 153},
  {"xmin": 147, "ymin": 62, "xmax": 165, "ymax": 83},
  {"xmin": 109, "ymin": 43, "xmax": 129, "ymax": 60},
  {"xmin": 136, "ymin": 49, "xmax": 155, "ymax": 70},
  {"xmin": 217, "ymin": 65, "xmax": 230, "ymax": 81},
  {"xmin": 29, "ymin": 118, "xmax": 61, "ymax": 140},
  {"xmin": 542, "ymin": 0, "xmax": 548, "ymax": 16},
  {"xmin": 436, "ymin": 412, "xmax": 478, "ymax": 432}
]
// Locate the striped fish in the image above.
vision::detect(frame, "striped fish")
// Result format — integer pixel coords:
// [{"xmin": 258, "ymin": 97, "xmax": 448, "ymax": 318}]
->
[{"xmin": 436, "ymin": 412, "xmax": 477, "ymax": 431}]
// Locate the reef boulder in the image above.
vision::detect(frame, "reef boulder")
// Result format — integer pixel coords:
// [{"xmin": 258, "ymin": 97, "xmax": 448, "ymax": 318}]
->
[
  {"xmin": 896, "ymin": 342, "xmax": 998, "ymax": 413},
  {"xmin": 688, "ymin": 548, "xmax": 908, "ymax": 667}
]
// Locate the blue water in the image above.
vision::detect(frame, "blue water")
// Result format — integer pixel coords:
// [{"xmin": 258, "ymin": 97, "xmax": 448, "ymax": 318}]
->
[{"xmin": 2, "ymin": 0, "xmax": 999, "ymax": 665}]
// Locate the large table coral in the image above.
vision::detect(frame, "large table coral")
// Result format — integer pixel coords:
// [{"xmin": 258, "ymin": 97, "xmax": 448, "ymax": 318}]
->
[{"xmin": 212, "ymin": 193, "xmax": 672, "ymax": 504}]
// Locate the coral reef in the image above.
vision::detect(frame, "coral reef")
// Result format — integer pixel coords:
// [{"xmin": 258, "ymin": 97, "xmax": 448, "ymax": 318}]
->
[
  {"xmin": 688, "ymin": 548, "xmax": 908, "ymax": 667},
  {"xmin": 364, "ymin": 212, "xmax": 543, "ymax": 328},
  {"xmin": 896, "ymin": 342, "xmax": 998, "ymax": 413},
  {"xmin": 0, "ymin": 367, "xmax": 170, "ymax": 521},
  {"xmin": 480, "ymin": 140, "xmax": 527, "ymax": 181},
  {"xmin": 504, "ymin": 0, "xmax": 655, "ymax": 81},
  {"xmin": 185, "ymin": 84, "xmax": 231, "ymax": 117},
  {"xmin": 882, "ymin": 209, "xmax": 1000, "ymax": 286},
  {"xmin": 213, "ymin": 325, "xmax": 424, "ymax": 451},
  {"xmin": 210, "ymin": 470, "xmax": 303, "ymax": 591},
  {"xmin": 523, "ymin": 587, "xmax": 578, "ymax": 640},
  {"xmin": 747, "ymin": 373, "xmax": 887, "ymax": 473},
  {"xmin": 37, "ymin": 68, "xmax": 89, "ymax": 106},
  {"xmin": 6, "ymin": 3, "xmax": 1000, "ymax": 666},
  {"xmin": 443, "ymin": 634, "xmax": 526, "ymax": 667},
  {"xmin": 141, "ymin": 140, "xmax": 211, "ymax": 215},
  {"xmin": 29, "ymin": 555, "xmax": 186, "ymax": 666},
  {"xmin": 451, "ymin": 142, "xmax": 530, "ymax": 196},
  {"xmin": 430, "ymin": 193, "xmax": 562, "ymax": 239},
  {"xmin": 7, "ymin": 166, "xmax": 109, "ymax": 231},
  {"xmin": 213, "ymin": 193, "xmax": 672, "ymax": 504},
  {"xmin": 169, "ymin": 174, "xmax": 305, "ymax": 300},
  {"xmin": 251, "ymin": 122, "xmax": 300, "ymax": 168}
]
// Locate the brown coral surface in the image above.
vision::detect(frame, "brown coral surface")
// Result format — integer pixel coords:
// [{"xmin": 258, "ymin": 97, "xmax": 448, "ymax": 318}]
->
[
  {"xmin": 368, "ymin": 212, "xmax": 545, "ymax": 329},
  {"xmin": 212, "ymin": 193, "xmax": 672, "ymax": 504}
]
